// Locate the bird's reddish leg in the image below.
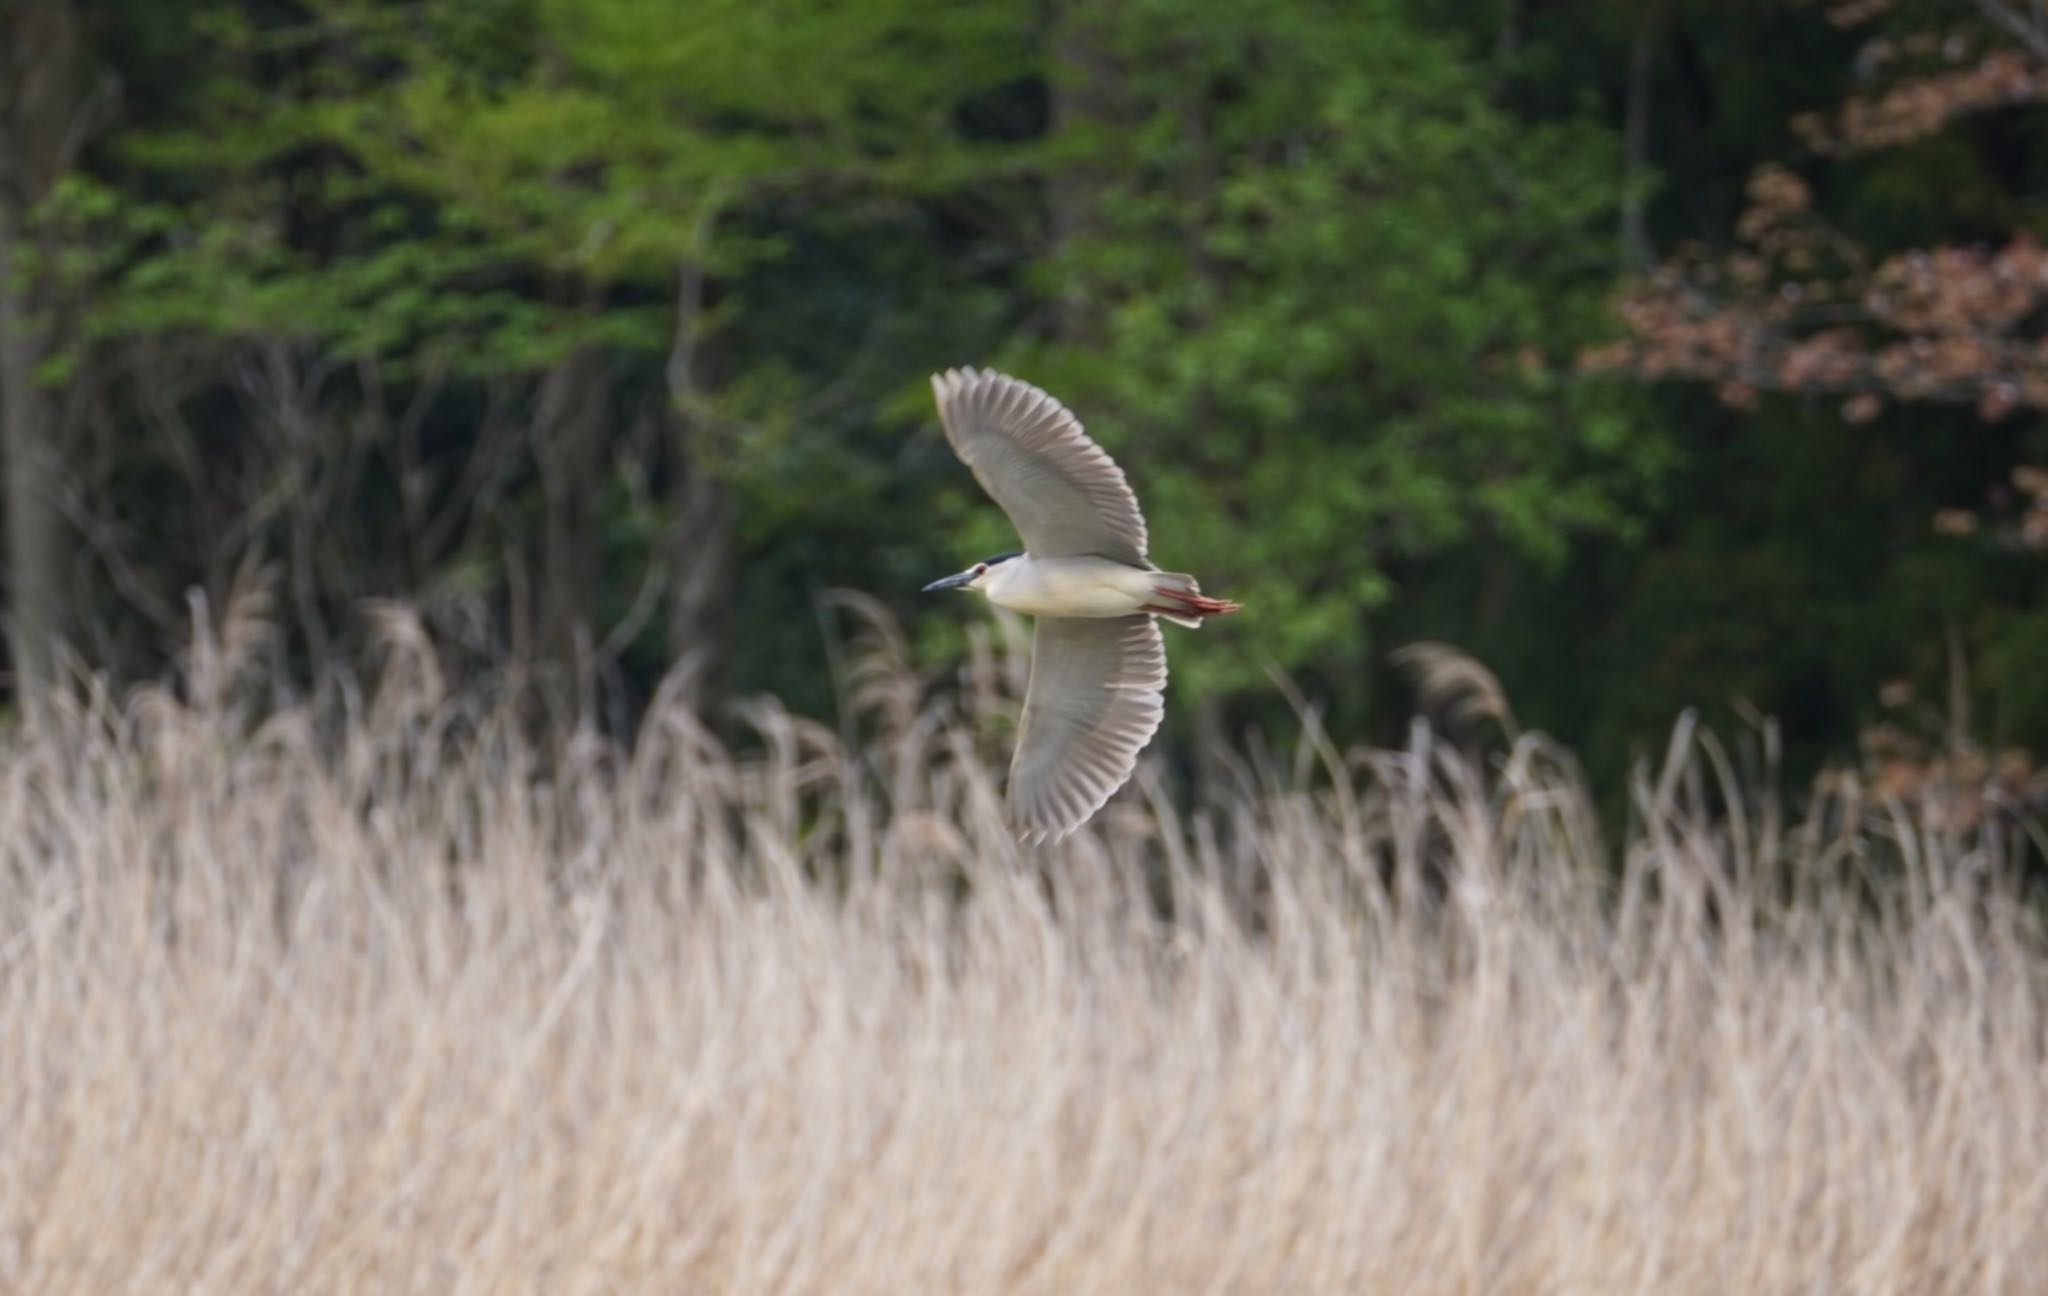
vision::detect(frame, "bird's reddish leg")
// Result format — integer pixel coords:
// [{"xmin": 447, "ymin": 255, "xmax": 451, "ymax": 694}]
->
[{"xmin": 1146, "ymin": 585, "xmax": 1242, "ymax": 618}]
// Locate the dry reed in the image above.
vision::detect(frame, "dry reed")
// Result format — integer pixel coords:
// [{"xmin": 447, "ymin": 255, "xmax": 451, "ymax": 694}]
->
[{"xmin": 0, "ymin": 606, "xmax": 2043, "ymax": 1294}]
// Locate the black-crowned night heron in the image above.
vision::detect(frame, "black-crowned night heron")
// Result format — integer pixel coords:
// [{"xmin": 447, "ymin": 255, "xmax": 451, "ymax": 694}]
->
[{"xmin": 924, "ymin": 368, "xmax": 1239, "ymax": 844}]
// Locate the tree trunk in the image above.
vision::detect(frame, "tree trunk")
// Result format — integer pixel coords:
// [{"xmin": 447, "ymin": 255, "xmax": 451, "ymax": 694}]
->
[
  {"xmin": 533, "ymin": 343, "xmax": 609, "ymax": 717},
  {"xmin": 0, "ymin": 218, "xmax": 62, "ymax": 710},
  {"xmin": 0, "ymin": 0, "xmax": 82, "ymax": 716},
  {"xmin": 1049, "ymin": 1, "xmax": 1117, "ymax": 346},
  {"xmin": 665, "ymin": 259, "xmax": 733, "ymax": 718},
  {"xmin": 1621, "ymin": 5, "xmax": 1662, "ymax": 271},
  {"xmin": 669, "ymin": 422, "xmax": 733, "ymax": 717}
]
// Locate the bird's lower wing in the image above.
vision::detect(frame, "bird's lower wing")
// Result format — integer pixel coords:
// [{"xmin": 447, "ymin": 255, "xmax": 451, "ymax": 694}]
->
[{"xmin": 1009, "ymin": 616, "xmax": 1167, "ymax": 844}]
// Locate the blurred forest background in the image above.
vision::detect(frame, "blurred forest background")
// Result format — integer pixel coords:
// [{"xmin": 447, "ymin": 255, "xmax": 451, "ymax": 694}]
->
[{"xmin": 2, "ymin": 0, "xmax": 2046, "ymax": 798}]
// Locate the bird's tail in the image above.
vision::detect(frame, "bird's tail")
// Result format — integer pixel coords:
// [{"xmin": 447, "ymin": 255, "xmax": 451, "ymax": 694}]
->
[{"xmin": 1143, "ymin": 573, "xmax": 1241, "ymax": 629}]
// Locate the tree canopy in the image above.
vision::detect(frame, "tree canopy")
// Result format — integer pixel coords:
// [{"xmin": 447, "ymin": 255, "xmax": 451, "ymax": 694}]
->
[{"xmin": 0, "ymin": 0, "xmax": 2043, "ymax": 803}]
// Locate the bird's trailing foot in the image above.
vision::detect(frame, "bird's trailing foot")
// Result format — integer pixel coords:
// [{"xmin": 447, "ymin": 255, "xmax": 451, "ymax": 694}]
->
[{"xmin": 1144, "ymin": 584, "xmax": 1242, "ymax": 620}]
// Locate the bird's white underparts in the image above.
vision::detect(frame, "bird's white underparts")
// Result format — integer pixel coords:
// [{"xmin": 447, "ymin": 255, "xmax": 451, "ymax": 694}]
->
[{"xmin": 924, "ymin": 367, "xmax": 1239, "ymax": 845}]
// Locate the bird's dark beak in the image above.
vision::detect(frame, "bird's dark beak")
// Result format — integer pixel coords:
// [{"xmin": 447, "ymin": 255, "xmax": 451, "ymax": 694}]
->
[{"xmin": 923, "ymin": 569, "xmax": 975, "ymax": 593}]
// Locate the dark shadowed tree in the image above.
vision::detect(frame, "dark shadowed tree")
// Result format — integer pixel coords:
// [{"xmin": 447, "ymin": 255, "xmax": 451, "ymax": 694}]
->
[{"xmin": 0, "ymin": 0, "xmax": 87, "ymax": 714}]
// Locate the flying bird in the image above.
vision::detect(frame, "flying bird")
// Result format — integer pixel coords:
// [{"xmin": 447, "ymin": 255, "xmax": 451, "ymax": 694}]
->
[{"xmin": 924, "ymin": 368, "xmax": 1239, "ymax": 844}]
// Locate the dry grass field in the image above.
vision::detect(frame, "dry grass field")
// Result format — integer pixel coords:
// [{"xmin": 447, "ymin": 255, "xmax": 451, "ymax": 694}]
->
[{"xmin": 0, "ymin": 610, "xmax": 2043, "ymax": 1293}]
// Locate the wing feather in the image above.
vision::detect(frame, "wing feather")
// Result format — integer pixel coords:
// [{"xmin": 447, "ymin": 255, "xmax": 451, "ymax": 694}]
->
[
  {"xmin": 930, "ymin": 368, "xmax": 1149, "ymax": 566},
  {"xmin": 1009, "ymin": 616, "xmax": 1167, "ymax": 843}
]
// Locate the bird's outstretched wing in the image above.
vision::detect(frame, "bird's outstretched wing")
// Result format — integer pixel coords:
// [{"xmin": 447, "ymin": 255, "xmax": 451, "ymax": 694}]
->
[
  {"xmin": 1009, "ymin": 615, "xmax": 1166, "ymax": 843},
  {"xmin": 930, "ymin": 368, "xmax": 1149, "ymax": 566}
]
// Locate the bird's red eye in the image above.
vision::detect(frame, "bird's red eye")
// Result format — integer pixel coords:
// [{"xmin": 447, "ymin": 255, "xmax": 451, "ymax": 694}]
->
[{"xmin": 975, "ymin": 564, "xmax": 987, "ymax": 574}]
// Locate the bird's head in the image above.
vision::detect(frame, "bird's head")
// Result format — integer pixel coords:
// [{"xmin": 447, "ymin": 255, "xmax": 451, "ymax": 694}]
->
[{"xmin": 922, "ymin": 551, "xmax": 1020, "ymax": 594}]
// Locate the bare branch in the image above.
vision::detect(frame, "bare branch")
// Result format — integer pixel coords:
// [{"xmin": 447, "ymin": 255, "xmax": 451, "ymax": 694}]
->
[{"xmin": 1976, "ymin": 0, "xmax": 2048, "ymax": 62}]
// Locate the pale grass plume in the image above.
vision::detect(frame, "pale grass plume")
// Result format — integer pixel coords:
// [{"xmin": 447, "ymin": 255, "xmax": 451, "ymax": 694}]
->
[
  {"xmin": 1393, "ymin": 639, "xmax": 1520, "ymax": 742},
  {"xmin": 0, "ymin": 612, "xmax": 2043, "ymax": 1293}
]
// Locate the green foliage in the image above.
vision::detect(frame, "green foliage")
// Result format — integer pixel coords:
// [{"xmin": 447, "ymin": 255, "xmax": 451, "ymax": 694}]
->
[
  {"xmin": 92, "ymin": 0, "xmax": 1032, "ymax": 364},
  {"xmin": 1009, "ymin": 0, "xmax": 1658, "ymax": 700},
  {"xmin": 14, "ymin": 0, "xmax": 2046, "ymax": 797}
]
